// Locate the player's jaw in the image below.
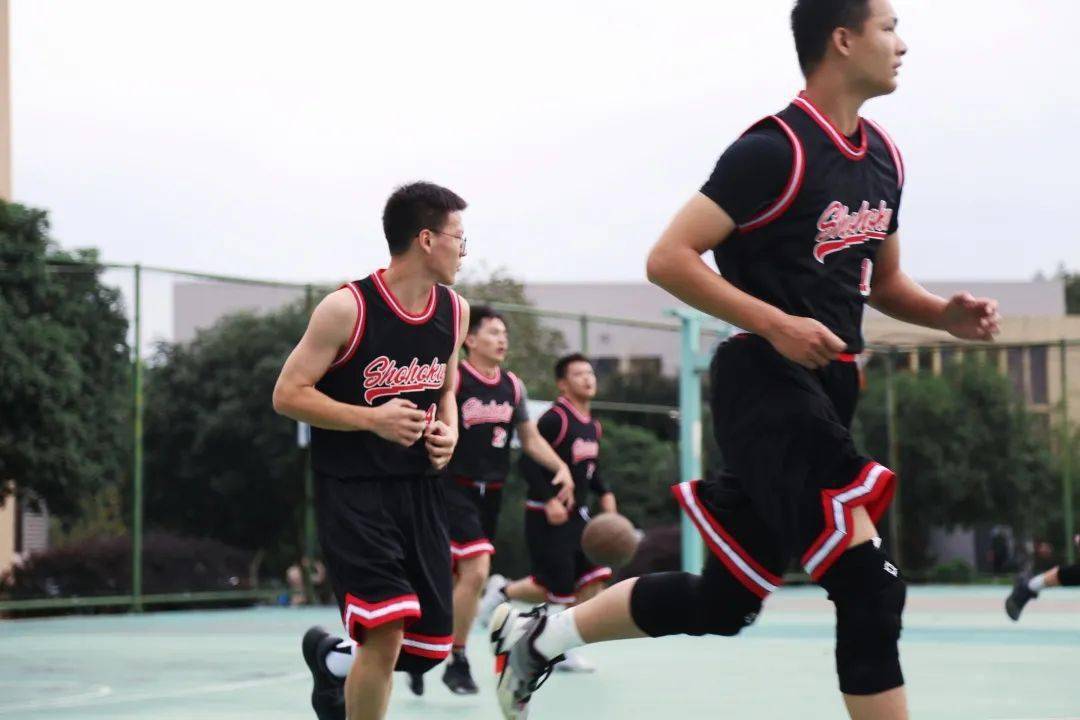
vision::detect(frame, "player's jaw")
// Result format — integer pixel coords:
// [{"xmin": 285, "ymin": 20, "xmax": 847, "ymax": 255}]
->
[
  {"xmin": 427, "ymin": 211, "xmax": 466, "ymax": 285},
  {"xmin": 849, "ymin": 0, "xmax": 907, "ymax": 97}
]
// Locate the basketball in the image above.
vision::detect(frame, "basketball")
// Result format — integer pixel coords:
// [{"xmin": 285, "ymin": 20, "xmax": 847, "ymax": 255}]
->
[{"xmin": 581, "ymin": 513, "xmax": 640, "ymax": 568}]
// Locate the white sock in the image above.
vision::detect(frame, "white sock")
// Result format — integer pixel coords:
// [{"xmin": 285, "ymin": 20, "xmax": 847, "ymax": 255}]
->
[
  {"xmin": 1028, "ymin": 574, "xmax": 1048, "ymax": 593},
  {"xmin": 533, "ymin": 606, "xmax": 584, "ymax": 660},
  {"xmin": 324, "ymin": 639, "xmax": 355, "ymax": 678}
]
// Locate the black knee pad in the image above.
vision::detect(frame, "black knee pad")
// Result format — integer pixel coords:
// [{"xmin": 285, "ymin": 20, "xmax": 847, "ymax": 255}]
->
[
  {"xmin": 630, "ymin": 567, "xmax": 763, "ymax": 638},
  {"xmin": 1058, "ymin": 562, "xmax": 1080, "ymax": 587},
  {"xmin": 819, "ymin": 541, "xmax": 906, "ymax": 696}
]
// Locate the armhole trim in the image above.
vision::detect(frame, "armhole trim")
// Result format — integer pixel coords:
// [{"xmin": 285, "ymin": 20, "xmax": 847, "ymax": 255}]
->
[
  {"xmin": 507, "ymin": 371, "xmax": 523, "ymax": 406},
  {"xmin": 739, "ymin": 116, "xmax": 806, "ymax": 233},
  {"xmin": 329, "ymin": 282, "xmax": 366, "ymax": 370},
  {"xmin": 550, "ymin": 406, "xmax": 569, "ymax": 448},
  {"xmin": 449, "ymin": 288, "xmax": 462, "ymax": 351},
  {"xmin": 864, "ymin": 118, "xmax": 905, "ymax": 190}
]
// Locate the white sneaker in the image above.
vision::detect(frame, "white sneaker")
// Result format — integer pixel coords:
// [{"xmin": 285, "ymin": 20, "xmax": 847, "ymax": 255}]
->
[
  {"xmin": 478, "ymin": 574, "xmax": 509, "ymax": 628},
  {"xmin": 554, "ymin": 649, "xmax": 595, "ymax": 673}
]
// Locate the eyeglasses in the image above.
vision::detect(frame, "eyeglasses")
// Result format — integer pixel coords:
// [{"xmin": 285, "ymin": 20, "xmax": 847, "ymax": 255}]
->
[{"xmin": 429, "ymin": 229, "xmax": 468, "ymax": 256}]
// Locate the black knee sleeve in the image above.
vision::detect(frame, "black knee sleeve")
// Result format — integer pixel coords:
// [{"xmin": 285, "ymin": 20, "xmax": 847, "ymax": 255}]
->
[
  {"xmin": 1059, "ymin": 562, "xmax": 1080, "ymax": 586},
  {"xmin": 630, "ymin": 566, "xmax": 763, "ymax": 638},
  {"xmin": 819, "ymin": 541, "xmax": 906, "ymax": 696}
]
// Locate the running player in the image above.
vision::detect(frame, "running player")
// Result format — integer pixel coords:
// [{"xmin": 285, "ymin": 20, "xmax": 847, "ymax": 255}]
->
[
  {"xmin": 490, "ymin": 2, "xmax": 1000, "ymax": 719},
  {"xmin": 481, "ymin": 353, "xmax": 618, "ymax": 673},
  {"xmin": 274, "ymin": 181, "xmax": 469, "ymax": 720},
  {"xmin": 439, "ymin": 306, "xmax": 574, "ymax": 694},
  {"xmin": 1006, "ymin": 534, "xmax": 1080, "ymax": 620}
]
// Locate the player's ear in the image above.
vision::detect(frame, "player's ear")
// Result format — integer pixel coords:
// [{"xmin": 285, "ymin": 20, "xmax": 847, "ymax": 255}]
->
[
  {"xmin": 417, "ymin": 228, "xmax": 435, "ymax": 254},
  {"xmin": 832, "ymin": 26, "xmax": 855, "ymax": 59}
]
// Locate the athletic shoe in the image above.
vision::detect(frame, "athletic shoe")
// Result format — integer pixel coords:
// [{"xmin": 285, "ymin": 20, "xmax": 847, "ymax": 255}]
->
[
  {"xmin": 477, "ymin": 574, "xmax": 509, "ymax": 628},
  {"xmin": 1005, "ymin": 572, "xmax": 1038, "ymax": 621},
  {"xmin": 442, "ymin": 653, "xmax": 480, "ymax": 695},
  {"xmin": 554, "ymin": 649, "xmax": 595, "ymax": 673},
  {"xmin": 406, "ymin": 671, "xmax": 425, "ymax": 696},
  {"xmin": 490, "ymin": 603, "xmax": 562, "ymax": 720},
  {"xmin": 301, "ymin": 626, "xmax": 346, "ymax": 720}
]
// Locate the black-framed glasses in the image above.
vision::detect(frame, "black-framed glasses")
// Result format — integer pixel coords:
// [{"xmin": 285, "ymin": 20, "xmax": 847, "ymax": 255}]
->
[{"xmin": 429, "ymin": 229, "xmax": 467, "ymax": 256}]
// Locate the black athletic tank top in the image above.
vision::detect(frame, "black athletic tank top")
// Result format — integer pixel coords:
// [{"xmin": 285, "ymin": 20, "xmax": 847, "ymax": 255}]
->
[
  {"xmin": 310, "ymin": 269, "xmax": 461, "ymax": 479},
  {"xmin": 522, "ymin": 397, "xmax": 602, "ymax": 508},
  {"xmin": 446, "ymin": 361, "xmax": 524, "ymax": 482},
  {"xmin": 714, "ymin": 92, "xmax": 905, "ymax": 353}
]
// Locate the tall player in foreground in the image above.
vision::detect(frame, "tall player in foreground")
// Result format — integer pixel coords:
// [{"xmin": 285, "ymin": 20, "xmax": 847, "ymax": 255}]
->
[
  {"xmin": 491, "ymin": 2, "xmax": 1000, "ymax": 719},
  {"xmin": 437, "ymin": 306, "xmax": 574, "ymax": 694},
  {"xmin": 273, "ymin": 182, "xmax": 469, "ymax": 720}
]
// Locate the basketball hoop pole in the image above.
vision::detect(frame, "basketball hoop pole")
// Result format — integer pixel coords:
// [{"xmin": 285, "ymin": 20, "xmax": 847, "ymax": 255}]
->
[{"xmin": 669, "ymin": 309, "xmax": 729, "ymax": 573}]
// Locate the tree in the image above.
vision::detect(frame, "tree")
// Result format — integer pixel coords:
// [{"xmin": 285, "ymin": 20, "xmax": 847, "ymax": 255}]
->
[
  {"xmin": 0, "ymin": 202, "xmax": 130, "ymax": 518},
  {"xmin": 142, "ymin": 302, "xmax": 309, "ymax": 575}
]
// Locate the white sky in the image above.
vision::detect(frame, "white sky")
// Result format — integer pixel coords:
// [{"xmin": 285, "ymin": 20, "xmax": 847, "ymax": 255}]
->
[{"xmin": 12, "ymin": 0, "xmax": 1080, "ymax": 293}]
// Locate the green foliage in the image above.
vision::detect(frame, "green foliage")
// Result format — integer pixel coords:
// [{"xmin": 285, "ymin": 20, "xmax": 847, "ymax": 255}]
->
[
  {"xmin": 0, "ymin": 202, "xmax": 130, "ymax": 518},
  {"xmin": 142, "ymin": 302, "xmax": 309, "ymax": 576},
  {"xmin": 1055, "ymin": 264, "xmax": 1080, "ymax": 315},
  {"xmin": 926, "ymin": 559, "xmax": 975, "ymax": 584},
  {"xmin": 454, "ymin": 269, "xmax": 566, "ymax": 398},
  {"xmin": 856, "ymin": 359, "xmax": 1058, "ymax": 570}
]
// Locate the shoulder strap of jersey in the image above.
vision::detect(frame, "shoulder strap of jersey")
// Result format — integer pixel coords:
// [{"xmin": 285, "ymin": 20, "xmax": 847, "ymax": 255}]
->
[
  {"xmin": 328, "ymin": 281, "xmax": 366, "ymax": 370},
  {"xmin": 549, "ymin": 405, "xmax": 569, "ymax": 448},
  {"xmin": 863, "ymin": 118, "xmax": 905, "ymax": 190},
  {"xmin": 445, "ymin": 286, "xmax": 463, "ymax": 349},
  {"xmin": 738, "ymin": 115, "xmax": 807, "ymax": 233},
  {"xmin": 506, "ymin": 370, "xmax": 523, "ymax": 406}
]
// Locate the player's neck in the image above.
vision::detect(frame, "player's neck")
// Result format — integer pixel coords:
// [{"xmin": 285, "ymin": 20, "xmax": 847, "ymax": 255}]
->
[
  {"xmin": 802, "ymin": 76, "xmax": 867, "ymax": 137},
  {"xmin": 380, "ymin": 258, "xmax": 437, "ymax": 314},
  {"xmin": 467, "ymin": 355, "xmax": 500, "ymax": 378},
  {"xmin": 562, "ymin": 394, "xmax": 591, "ymax": 418}
]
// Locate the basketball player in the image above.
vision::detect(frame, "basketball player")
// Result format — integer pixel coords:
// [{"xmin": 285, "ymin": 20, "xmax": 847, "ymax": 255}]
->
[
  {"xmin": 437, "ymin": 306, "xmax": 574, "ymax": 694},
  {"xmin": 1006, "ymin": 534, "xmax": 1080, "ymax": 620},
  {"xmin": 273, "ymin": 181, "xmax": 469, "ymax": 720},
  {"xmin": 490, "ymin": 2, "xmax": 1000, "ymax": 719},
  {"xmin": 482, "ymin": 353, "xmax": 618, "ymax": 673}
]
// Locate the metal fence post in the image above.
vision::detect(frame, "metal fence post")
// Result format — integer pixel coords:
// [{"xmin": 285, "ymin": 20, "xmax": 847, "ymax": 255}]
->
[
  {"xmin": 579, "ymin": 314, "xmax": 589, "ymax": 354},
  {"xmin": 302, "ymin": 285, "xmax": 317, "ymax": 603},
  {"xmin": 131, "ymin": 263, "xmax": 144, "ymax": 612},
  {"xmin": 884, "ymin": 347, "xmax": 903, "ymax": 567},
  {"xmin": 1061, "ymin": 340, "xmax": 1074, "ymax": 565}
]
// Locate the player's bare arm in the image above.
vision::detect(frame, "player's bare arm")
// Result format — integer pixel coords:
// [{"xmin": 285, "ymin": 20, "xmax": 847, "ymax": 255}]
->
[
  {"xmin": 426, "ymin": 297, "xmax": 471, "ymax": 470},
  {"xmin": 598, "ymin": 492, "xmax": 617, "ymax": 514},
  {"xmin": 273, "ymin": 288, "xmax": 427, "ymax": 445},
  {"xmin": 870, "ymin": 233, "xmax": 1001, "ymax": 340},
  {"xmin": 646, "ymin": 193, "xmax": 846, "ymax": 369},
  {"xmin": 517, "ymin": 420, "xmax": 575, "ymax": 506}
]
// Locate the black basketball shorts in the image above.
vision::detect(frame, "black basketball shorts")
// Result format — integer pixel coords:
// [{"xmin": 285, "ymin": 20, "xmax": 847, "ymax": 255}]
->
[
  {"xmin": 315, "ymin": 473, "xmax": 453, "ymax": 669},
  {"xmin": 444, "ymin": 475, "xmax": 503, "ymax": 566},
  {"xmin": 673, "ymin": 333, "xmax": 896, "ymax": 599},
  {"xmin": 524, "ymin": 502, "xmax": 612, "ymax": 604}
]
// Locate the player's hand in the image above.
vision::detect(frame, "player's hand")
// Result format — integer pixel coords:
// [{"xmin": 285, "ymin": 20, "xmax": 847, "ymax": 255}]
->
[
  {"xmin": 544, "ymin": 497, "xmax": 569, "ymax": 526},
  {"xmin": 424, "ymin": 420, "xmax": 457, "ymax": 471},
  {"xmin": 765, "ymin": 315, "xmax": 847, "ymax": 369},
  {"xmin": 551, "ymin": 464, "xmax": 575, "ymax": 509},
  {"xmin": 367, "ymin": 398, "xmax": 427, "ymax": 446},
  {"xmin": 939, "ymin": 293, "xmax": 1001, "ymax": 341}
]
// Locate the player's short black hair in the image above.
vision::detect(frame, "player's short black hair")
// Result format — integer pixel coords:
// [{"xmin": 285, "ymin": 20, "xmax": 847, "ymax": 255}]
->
[
  {"xmin": 555, "ymin": 353, "xmax": 591, "ymax": 380},
  {"xmin": 791, "ymin": 0, "xmax": 873, "ymax": 76},
  {"xmin": 467, "ymin": 305, "xmax": 506, "ymax": 335},
  {"xmin": 382, "ymin": 181, "xmax": 467, "ymax": 256}
]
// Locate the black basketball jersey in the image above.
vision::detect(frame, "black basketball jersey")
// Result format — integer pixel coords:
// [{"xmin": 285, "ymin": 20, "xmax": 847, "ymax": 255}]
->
[
  {"xmin": 714, "ymin": 92, "xmax": 905, "ymax": 353},
  {"xmin": 446, "ymin": 360, "xmax": 525, "ymax": 482},
  {"xmin": 522, "ymin": 396, "xmax": 608, "ymax": 508},
  {"xmin": 310, "ymin": 269, "xmax": 461, "ymax": 479}
]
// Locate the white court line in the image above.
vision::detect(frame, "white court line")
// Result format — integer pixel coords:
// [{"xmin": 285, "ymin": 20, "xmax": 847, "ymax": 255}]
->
[{"xmin": 0, "ymin": 672, "xmax": 306, "ymax": 714}]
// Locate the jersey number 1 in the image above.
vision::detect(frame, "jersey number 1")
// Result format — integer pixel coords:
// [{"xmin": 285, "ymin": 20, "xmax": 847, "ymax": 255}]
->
[{"xmin": 859, "ymin": 258, "xmax": 873, "ymax": 297}]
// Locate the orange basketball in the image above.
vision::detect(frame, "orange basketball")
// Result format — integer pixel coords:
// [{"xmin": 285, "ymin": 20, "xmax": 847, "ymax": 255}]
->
[{"xmin": 581, "ymin": 513, "xmax": 639, "ymax": 568}]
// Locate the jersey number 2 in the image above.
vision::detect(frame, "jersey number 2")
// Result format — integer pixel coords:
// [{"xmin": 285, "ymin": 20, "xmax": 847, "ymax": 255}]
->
[
  {"xmin": 859, "ymin": 258, "xmax": 873, "ymax": 298},
  {"xmin": 491, "ymin": 427, "xmax": 508, "ymax": 448}
]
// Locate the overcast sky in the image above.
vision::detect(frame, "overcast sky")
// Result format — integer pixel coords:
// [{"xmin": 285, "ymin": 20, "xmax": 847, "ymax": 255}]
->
[{"xmin": 13, "ymin": 0, "xmax": 1080, "ymax": 293}]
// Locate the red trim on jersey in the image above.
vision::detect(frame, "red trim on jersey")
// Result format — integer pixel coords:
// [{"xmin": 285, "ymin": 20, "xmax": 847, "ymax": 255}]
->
[
  {"xmin": 507, "ymin": 371, "xmax": 523, "ymax": 406},
  {"xmin": 449, "ymin": 288, "xmax": 462, "ymax": 348},
  {"xmin": 672, "ymin": 480, "xmax": 783, "ymax": 599},
  {"xmin": 401, "ymin": 632, "xmax": 453, "ymax": 660},
  {"xmin": 371, "ymin": 269, "xmax": 437, "ymax": 324},
  {"xmin": 557, "ymin": 396, "xmax": 591, "ymax": 424},
  {"xmin": 793, "ymin": 93, "xmax": 868, "ymax": 161},
  {"xmin": 593, "ymin": 419, "xmax": 602, "ymax": 439},
  {"xmin": 740, "ymin": 115, "xmax": 807, "ymax": 233},
  {"xmin": 461, "ymin": 359, "xmax": 502, "ymax": 386},
  {"xmin": 550, "ymin": 405, "xmax": 570, "ymax": 447},
  {"xmin": 450, "ymin": 539, "xmax": 496, "ymax": 560},
  {"xmin": 329, "ymin": 282, "xmax": 366, "ymax": 370},
  {"xmin": 836, "ymin": 353, "xmax": 857, "ymax": 363},
  {"xmin": 575, "ymin": 566, "xmax": 612, "ymax": 590},
  {"xmin": 864, "ymin": 118, "xmax": 905, "ymax": 190},
  {"xmin": 800, "ymin": 462, "xmax": 896, "ymax": 581}
]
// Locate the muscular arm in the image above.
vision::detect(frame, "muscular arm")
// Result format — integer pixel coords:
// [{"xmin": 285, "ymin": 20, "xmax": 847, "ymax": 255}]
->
[
  {"xmin": 272, "ymin": 289, "xmax": 371, "ymax": 431},
  {"xmin": 518, "ymin": 420, "xmax": 565, "ymax": 474}
]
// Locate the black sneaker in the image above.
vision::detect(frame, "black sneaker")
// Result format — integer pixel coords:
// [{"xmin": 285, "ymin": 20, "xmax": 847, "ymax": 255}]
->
[
  {"xmin": 1005, "ymin": 573, "xmax": 1038, "ymax": 621},
  {"xmin": 442, "ymin": 654, "xmax": 480, "ymax": 695},
  {"xmin": 490, "ymin": 604, "xmax": 563, "ymax": 719},
  {"xmin": 406, "ymin": 671, "xmax": 425, "ymax": 696},
  {"xmin": 301, "ymin": 626, "xmax": 346, "ymax": 720}
]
